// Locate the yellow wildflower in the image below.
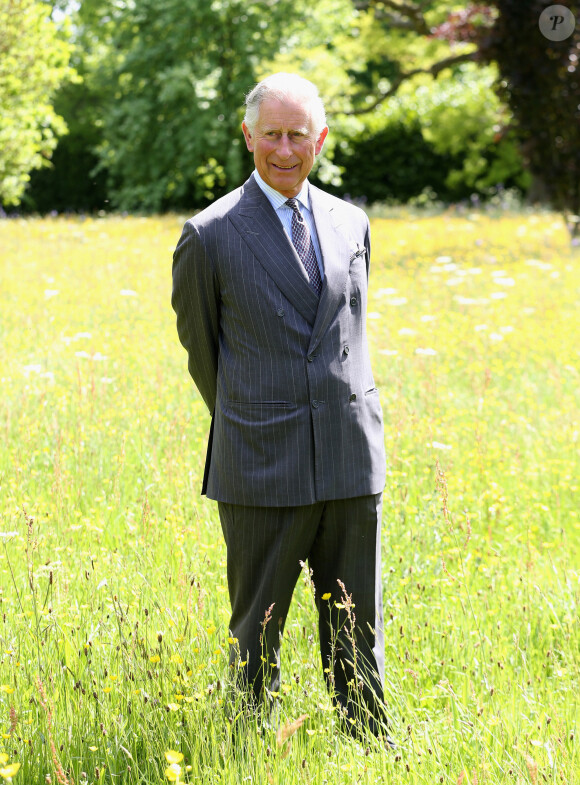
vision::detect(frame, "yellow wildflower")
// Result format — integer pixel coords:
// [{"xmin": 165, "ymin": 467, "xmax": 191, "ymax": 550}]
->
[
  {"xmin": 0, "ymin": 762, "xmax": 20, "ymax": 780},
  {"xmin": 165, "ymin": 763, "xmax": 182, "ymax": 782},
  {"xmin": 164, "ymin": 751, "xmax": 183, "ymax": 764}
]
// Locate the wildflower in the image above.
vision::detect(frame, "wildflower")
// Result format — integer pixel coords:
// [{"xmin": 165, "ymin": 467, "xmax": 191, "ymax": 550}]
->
[
  {"xmin": 164, "ymin": 763, "xmax": 182, "ymax": 782},
  {"xmin": 0, "ymin": 762, "xmax": 20, "ymax": 780},
  {"xmin": 164, "ymin": 751, "xmax": 183, "ymax": 765},
  {"xmin": 22, "ymin": 364, "xmax": 43, "ymax": 375},
  {"xmin": 321, "ymin": 593, "xmax": 331, "ymax": 601}
]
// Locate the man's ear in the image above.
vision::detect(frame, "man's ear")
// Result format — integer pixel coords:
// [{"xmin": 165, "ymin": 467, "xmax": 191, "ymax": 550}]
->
[
  {"xmin": 242, "ymin": 122, "xmax": 254, "ymax": 152},
  {"xmin": 315, "ymin": 126, "xmax": 329, "ymax": 156}
]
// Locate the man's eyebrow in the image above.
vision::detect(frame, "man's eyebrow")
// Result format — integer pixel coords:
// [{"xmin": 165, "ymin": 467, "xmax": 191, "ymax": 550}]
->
[{"xmin": 262, "ymin": 125, "xmax": 310, "ymax": 134}]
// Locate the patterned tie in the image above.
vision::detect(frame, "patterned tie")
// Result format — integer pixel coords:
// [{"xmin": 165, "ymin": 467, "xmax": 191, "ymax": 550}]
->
[{"xmin": 285, "ymin": 198, "xmax": 323, "ymax": 296}]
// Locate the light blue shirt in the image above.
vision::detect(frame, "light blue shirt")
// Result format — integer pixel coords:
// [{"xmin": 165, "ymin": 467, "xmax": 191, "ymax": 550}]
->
[{"xmin": 252, "ymin": 170, "xmax": 324, "ymax": 281}]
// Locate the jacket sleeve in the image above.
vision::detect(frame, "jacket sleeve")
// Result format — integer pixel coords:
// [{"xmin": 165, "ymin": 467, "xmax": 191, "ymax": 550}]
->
[{"xmin": 171, "ymin": 220, "xmax": 220, "ymax": 413}]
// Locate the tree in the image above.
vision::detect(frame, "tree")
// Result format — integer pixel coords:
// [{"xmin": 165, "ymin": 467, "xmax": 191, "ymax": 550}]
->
[
  {"xmin": 0, "ymin": 0, "xmax": 75, "ymax": 206},
  {"xmin": 346, "ymin": 0, "xmax": 488, "ymax": 113},
  {"xmin": 340, "ymin": 0, "xmax": 580, "ymax": 229},
  {"xmin": 474, "ymin": 1, "xmax": 580, "ymax": 237},
  {"xmin": 267, "ymin": 0, "xmax": 525, "ymax": 202},
  {"xmin": 78, "ymin": 0, "xmax": 326, "ymax": 213}
]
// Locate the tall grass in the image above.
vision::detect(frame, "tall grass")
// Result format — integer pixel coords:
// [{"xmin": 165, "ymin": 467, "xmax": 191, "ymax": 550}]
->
[{"xmin": 0, "ymin": 211, "xmax": 578, "ymax": 784}]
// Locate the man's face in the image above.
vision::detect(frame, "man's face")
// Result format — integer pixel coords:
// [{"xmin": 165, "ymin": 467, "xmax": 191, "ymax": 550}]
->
[{"xmin": 242, "ymin": 98, "xmax": 328, "ymax": 198}]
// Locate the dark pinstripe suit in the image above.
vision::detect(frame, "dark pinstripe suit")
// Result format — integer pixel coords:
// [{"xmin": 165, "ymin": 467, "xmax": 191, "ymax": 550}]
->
[{"xmin": 172, "ymin": 174, "xmax": 388, "ymax": 734}]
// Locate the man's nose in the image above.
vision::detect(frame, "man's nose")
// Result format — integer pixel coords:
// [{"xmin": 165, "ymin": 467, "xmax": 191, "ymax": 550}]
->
[{"xmin": 277, "ymin": 134, "xmax": 293, "ymax": 158}]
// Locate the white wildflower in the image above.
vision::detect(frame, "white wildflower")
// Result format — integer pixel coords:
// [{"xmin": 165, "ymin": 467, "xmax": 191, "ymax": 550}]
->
[{"xmin": 431, "ymin": 442, "xmax": 452, "ymax": 450}]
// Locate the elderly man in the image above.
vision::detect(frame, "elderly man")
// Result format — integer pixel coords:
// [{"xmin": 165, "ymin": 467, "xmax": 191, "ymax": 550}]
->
[{"xmin": 172, "ymin": 72, "xmax": 391, "ymax": 741}]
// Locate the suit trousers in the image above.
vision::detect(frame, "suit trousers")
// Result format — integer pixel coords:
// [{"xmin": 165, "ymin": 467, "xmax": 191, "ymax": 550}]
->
[{"xmin": 217, "ymin": 493, "xmax": 388, "ymax": 735}]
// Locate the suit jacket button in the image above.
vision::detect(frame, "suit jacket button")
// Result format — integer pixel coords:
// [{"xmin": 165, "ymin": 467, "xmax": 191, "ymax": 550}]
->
[
  {"xmin": 349, "ymin": 393, "xmax": 357, "ymax": 402},
  {"xmin": 343, "ymin": 345, "xmax": 350, "ymax": 355},
  {"xmin": 311, "ymin": 399, "xmax": 319, "ymax": 409},
  {"xmin": 276, "ymin": 308, "xmax": 285, "ymax": 317},
  {"xmin": 350, "ymin": 297, "xmax": 357, "ymax": 306}
]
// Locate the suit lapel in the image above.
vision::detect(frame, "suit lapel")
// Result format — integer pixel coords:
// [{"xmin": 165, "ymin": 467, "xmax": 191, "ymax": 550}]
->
[
  {"xmin": 229, "ymin": 177, "xmax": 319, "ymax": 326},
  {"xmin": 308, "ymin": 187, "xmax": 352, "ymax": 352},
  {"xmin": 228, "ymin": 177, "xmax": 353, "ymax": 340}
]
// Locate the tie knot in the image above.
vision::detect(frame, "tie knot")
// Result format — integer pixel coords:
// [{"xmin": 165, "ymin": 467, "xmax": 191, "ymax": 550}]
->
[{"xmin": 285, "ymin": 198, "xmax": 300, "ymax": 213}]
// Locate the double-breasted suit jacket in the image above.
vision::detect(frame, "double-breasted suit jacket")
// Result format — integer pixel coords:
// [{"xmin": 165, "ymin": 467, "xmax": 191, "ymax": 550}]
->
[{"xmin": 172, "ymin": 174, "xmax": 386, "ymax": 507}]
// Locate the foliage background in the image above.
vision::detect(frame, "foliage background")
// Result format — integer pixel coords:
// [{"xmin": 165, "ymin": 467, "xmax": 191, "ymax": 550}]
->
[{"xmin": 4, "ymin": 0, "xmax": 568, "ymax": 214}]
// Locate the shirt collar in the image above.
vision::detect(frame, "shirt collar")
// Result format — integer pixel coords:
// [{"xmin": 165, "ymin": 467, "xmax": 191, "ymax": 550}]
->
[{"xmin": 253, "ymin": 170, "xmax": 311, "ymax": 212}]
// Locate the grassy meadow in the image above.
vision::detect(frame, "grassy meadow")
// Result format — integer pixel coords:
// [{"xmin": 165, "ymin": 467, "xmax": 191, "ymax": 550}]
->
[{"xmin": 0, "ymin": 209, "xmax": 578, "ymax": 784}]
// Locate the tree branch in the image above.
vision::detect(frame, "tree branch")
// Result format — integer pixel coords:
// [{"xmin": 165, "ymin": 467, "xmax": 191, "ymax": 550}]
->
[
  {"xmin": 347, "ymin": 50, "xmax": 478, "ymax": 116},
  {"xmin": 353, "ymin": 0, "xmax": 430, "ymax": 35}
]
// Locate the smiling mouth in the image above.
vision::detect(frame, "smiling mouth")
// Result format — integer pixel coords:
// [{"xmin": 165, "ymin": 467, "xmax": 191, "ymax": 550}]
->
[{"xmin": 272, "ymin": 163, "xmax": 298, "ymax": 170}]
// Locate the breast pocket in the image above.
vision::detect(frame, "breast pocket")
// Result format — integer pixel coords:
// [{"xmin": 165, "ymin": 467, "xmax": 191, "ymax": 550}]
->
[
  {"xmin": 349, "ymin": 246, "xmax": 367, "ymax": 264},
  {"xmin": 348, "ymin": 248, "xmax": 368, "ymax": 297}
]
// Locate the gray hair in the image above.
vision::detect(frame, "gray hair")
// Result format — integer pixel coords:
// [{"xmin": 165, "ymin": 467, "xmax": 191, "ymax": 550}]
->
[{"xmin": 244, "ymin": 73, "xmax": 327, "ymax": 136}]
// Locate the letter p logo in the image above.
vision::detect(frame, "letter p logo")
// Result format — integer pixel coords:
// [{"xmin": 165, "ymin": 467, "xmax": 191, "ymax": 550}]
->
[{"xmin": 539, "ymin": 5, "xmax": 576, "ymax": 40}]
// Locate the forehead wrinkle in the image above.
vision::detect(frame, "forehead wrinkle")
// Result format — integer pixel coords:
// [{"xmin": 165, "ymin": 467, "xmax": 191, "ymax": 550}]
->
[
  {"xmin": 256, "ymin": 99, "xmax": 314, "ymax": 137},
  {"xmin": 260, "ymin": 122, "xmax": 310, "ymax": 135}
]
